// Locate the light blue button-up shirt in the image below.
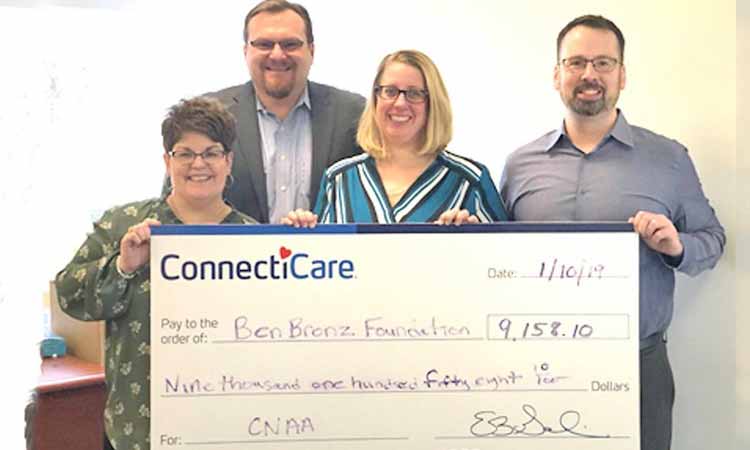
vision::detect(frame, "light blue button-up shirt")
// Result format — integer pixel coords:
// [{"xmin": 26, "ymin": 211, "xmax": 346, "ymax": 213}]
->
[{"xmin": 256, "ymin": 87, "xmax": 312, "ymax": 224}]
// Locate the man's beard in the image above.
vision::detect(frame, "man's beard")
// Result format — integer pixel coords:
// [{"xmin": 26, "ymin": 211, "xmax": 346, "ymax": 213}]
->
[
  {"xmin": 566, "ymin": 81, "xmax": 619, "ymax": 116},
  {"xmin": 260, "ymin": 63, "xmax": 297, "ymax": 99},
  {"xmin": 264, "ymin": 79, "xmax": 294, "ymax": 99}
]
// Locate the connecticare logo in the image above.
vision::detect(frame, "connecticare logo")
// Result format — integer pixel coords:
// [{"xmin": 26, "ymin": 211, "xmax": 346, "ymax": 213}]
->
[{"xmin": 160, "ymin": 246, "xmax": 355, "ymax": 281}]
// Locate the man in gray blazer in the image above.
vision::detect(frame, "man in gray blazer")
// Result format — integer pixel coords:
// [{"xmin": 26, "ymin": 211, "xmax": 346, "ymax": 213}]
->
[{"xmin": 206, "ymin": 0, "xmax": 364, "ymax": 223}]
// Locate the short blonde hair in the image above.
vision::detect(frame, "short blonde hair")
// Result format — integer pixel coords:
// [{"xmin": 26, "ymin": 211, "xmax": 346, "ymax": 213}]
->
[{"xmin": 357, "ymin": 50, "xmax": 453, "ymax": 159}]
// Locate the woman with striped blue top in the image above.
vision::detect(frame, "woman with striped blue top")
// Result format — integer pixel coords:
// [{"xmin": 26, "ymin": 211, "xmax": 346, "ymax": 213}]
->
[{"xmin": 282, "ymin": 50, "xmax": 507, "ymax": 226}]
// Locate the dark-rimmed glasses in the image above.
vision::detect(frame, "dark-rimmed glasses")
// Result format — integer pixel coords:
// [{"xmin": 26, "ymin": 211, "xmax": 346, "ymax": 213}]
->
[
  {"xmin": 168, "ymin": 148, "xmax": 227, "ymax": 165},
  {"xmin": 560, "ymin": 56, "xmax": 620, "ymax": 73},
  {"xmin": 374, "ymin": 85, "xmax": 429, "ymax": 104},
  {"xmin": 248, "ymin": 38, "xmax": 305, "ymax": 53}
]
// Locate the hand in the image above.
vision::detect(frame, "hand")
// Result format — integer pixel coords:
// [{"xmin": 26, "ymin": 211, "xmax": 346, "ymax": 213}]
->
[
  {"xmin": 118, "ymin": 219, "xmax": 161, "ymax": 274},
  {"xmin": 281, "ymin": 209, "xmax": 318, "ymax": 228},
  {"xmin": 628, "ymin": 211, "xmax": 683, "ymax": 257},
  {"xmin": 435, "ymin": 208, "xmax": 480, "ymax": 226}
]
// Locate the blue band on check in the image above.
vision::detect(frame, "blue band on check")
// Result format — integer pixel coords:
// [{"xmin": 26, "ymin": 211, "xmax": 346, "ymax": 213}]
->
[{"xmin": 151, "ymin": 222, "xmax": 634, "ymax": 236}]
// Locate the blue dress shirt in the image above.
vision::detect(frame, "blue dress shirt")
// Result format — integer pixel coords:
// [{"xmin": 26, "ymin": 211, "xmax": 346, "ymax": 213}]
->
[{"xmin": 500, "ymin": 111, "xmax": 725, "ymax": 340}]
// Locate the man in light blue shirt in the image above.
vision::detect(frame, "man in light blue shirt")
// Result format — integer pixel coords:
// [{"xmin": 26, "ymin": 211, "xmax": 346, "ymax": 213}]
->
[
  {"xmin": 207, "ymin": 0, "xmax": 364, "ymax": 223},
  {"xmin": 256, "ymin": 85, "xmax": 312, "ymax": 224},
  {"xmin": 500, "ymin": 15, "xmax": 725, "ymax": 450}
]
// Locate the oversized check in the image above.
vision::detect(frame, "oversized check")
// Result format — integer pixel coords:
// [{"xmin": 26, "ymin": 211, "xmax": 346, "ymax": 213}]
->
[{"xmin": 150, "ymin": 223, "xmax": 639, "ymax": 450}]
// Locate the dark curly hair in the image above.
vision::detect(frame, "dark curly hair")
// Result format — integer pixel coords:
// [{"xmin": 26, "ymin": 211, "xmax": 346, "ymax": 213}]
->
[{"xmin": 161, "ymin": 96, "xmax": 237, "ymax": 154}]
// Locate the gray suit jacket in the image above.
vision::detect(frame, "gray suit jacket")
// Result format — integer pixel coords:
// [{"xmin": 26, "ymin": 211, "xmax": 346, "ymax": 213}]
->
[{"xmin": 208, "ymin": 81, "xmax": 365, "ymax": 223}]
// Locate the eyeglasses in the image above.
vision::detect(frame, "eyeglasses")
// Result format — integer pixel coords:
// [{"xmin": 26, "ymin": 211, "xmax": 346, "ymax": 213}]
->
[
  {"xmin": 374, "ymin": 85, "xmax": 429, "ymax": 104},
  {"xmin": 560, "ymin": 56, "xmax": 620, "ymax": 73},
  {"xmin": 248, "ymin": 38, "xmax": 305, "ymax": 53},
  {"xmin": 169, "ymin": 148, "xmax": 227, "ymax": 165}
]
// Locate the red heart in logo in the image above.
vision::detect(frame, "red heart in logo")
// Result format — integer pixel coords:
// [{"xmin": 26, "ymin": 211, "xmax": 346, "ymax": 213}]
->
[{"xmin": 279, "ymin": 246, "xmax": 292, "ymax": 259}]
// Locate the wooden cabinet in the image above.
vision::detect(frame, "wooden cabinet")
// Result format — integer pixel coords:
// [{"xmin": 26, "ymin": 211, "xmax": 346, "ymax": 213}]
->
[{"xmin": 30, "ymin": 356, "xmax": 106, "ymax": 450}]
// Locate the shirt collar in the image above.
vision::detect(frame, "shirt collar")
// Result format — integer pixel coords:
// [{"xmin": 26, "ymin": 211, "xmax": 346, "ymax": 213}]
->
[
  {"xmin": 255, "ymin": 84, "xmax": 311, "ymax": 116},
  {"xmin": 545, "ymin": 109, "xmax": 635, "ymax": 152},
  {"xmin": 542, "ymin": 124, "xmax": 566, "ymax": 152},
  {"xmin": 609, "ymin": 110, "xmax": 634, "ymax": 147}
]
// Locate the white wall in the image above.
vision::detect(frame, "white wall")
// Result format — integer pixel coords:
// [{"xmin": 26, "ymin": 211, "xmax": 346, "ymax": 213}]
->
[{"xmin": 0, "ymin": 1, "xmax": 739, "ymax": 448}]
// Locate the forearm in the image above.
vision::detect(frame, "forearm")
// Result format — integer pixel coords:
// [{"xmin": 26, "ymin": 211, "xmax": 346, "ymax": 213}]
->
[
  {"xmin": 55, "ymin": 250, "xmax": 134, "ymax": 321},
  {"xmin": 673, "ymin": 227, "xmax": 726, "ymax": 276},
  {"xmin": 669, "ymin": 151, "xmax": 726, "ymax": 276},
  {"xmin": 54, "ymin": 215, "xmax": 137, "ymax": 321}
]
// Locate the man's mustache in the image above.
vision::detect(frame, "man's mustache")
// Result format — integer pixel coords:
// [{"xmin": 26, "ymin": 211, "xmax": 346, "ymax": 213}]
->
[{"xmin": 574, "ymin": 82, "xmax": 605, "ymax": 96}]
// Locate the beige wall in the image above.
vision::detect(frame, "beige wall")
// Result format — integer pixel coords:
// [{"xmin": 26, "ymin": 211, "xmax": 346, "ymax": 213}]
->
[
  {"xmin": 736, "ymin": 2, "xmax": 748, "ymax": 449},
  {"xmin": 588, "ymin": 2, "xmax": 737, "ymax": 449}
]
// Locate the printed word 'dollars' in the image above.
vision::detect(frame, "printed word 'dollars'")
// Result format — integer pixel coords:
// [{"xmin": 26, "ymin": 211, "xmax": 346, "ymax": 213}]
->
[{"xmin": 160, "ymin": 246, "xmax": 355, "ymax": 281}]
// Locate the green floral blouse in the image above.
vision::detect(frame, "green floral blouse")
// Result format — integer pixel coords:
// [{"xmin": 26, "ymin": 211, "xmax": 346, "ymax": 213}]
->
[{"xmin": 55, "ymin": 197, "xmax": 256, "ymax": 450}]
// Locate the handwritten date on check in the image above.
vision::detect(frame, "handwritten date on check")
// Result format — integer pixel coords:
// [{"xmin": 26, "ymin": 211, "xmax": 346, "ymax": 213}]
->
[{"xmin": 151, "ymin": 225, "xmax": 640, "ymax": 450}]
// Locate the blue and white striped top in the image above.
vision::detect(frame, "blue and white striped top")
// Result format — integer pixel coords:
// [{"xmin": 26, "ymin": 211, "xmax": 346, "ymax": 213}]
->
[{"xmin": 313, "ymin": 151, "xmax": 508, "ymax": 223}]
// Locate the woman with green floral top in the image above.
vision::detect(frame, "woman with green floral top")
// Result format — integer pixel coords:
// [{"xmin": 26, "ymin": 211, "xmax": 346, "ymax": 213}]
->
[{"xmin": 55, "ymin": 96, "xmax": 257, "ymax": 450}]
